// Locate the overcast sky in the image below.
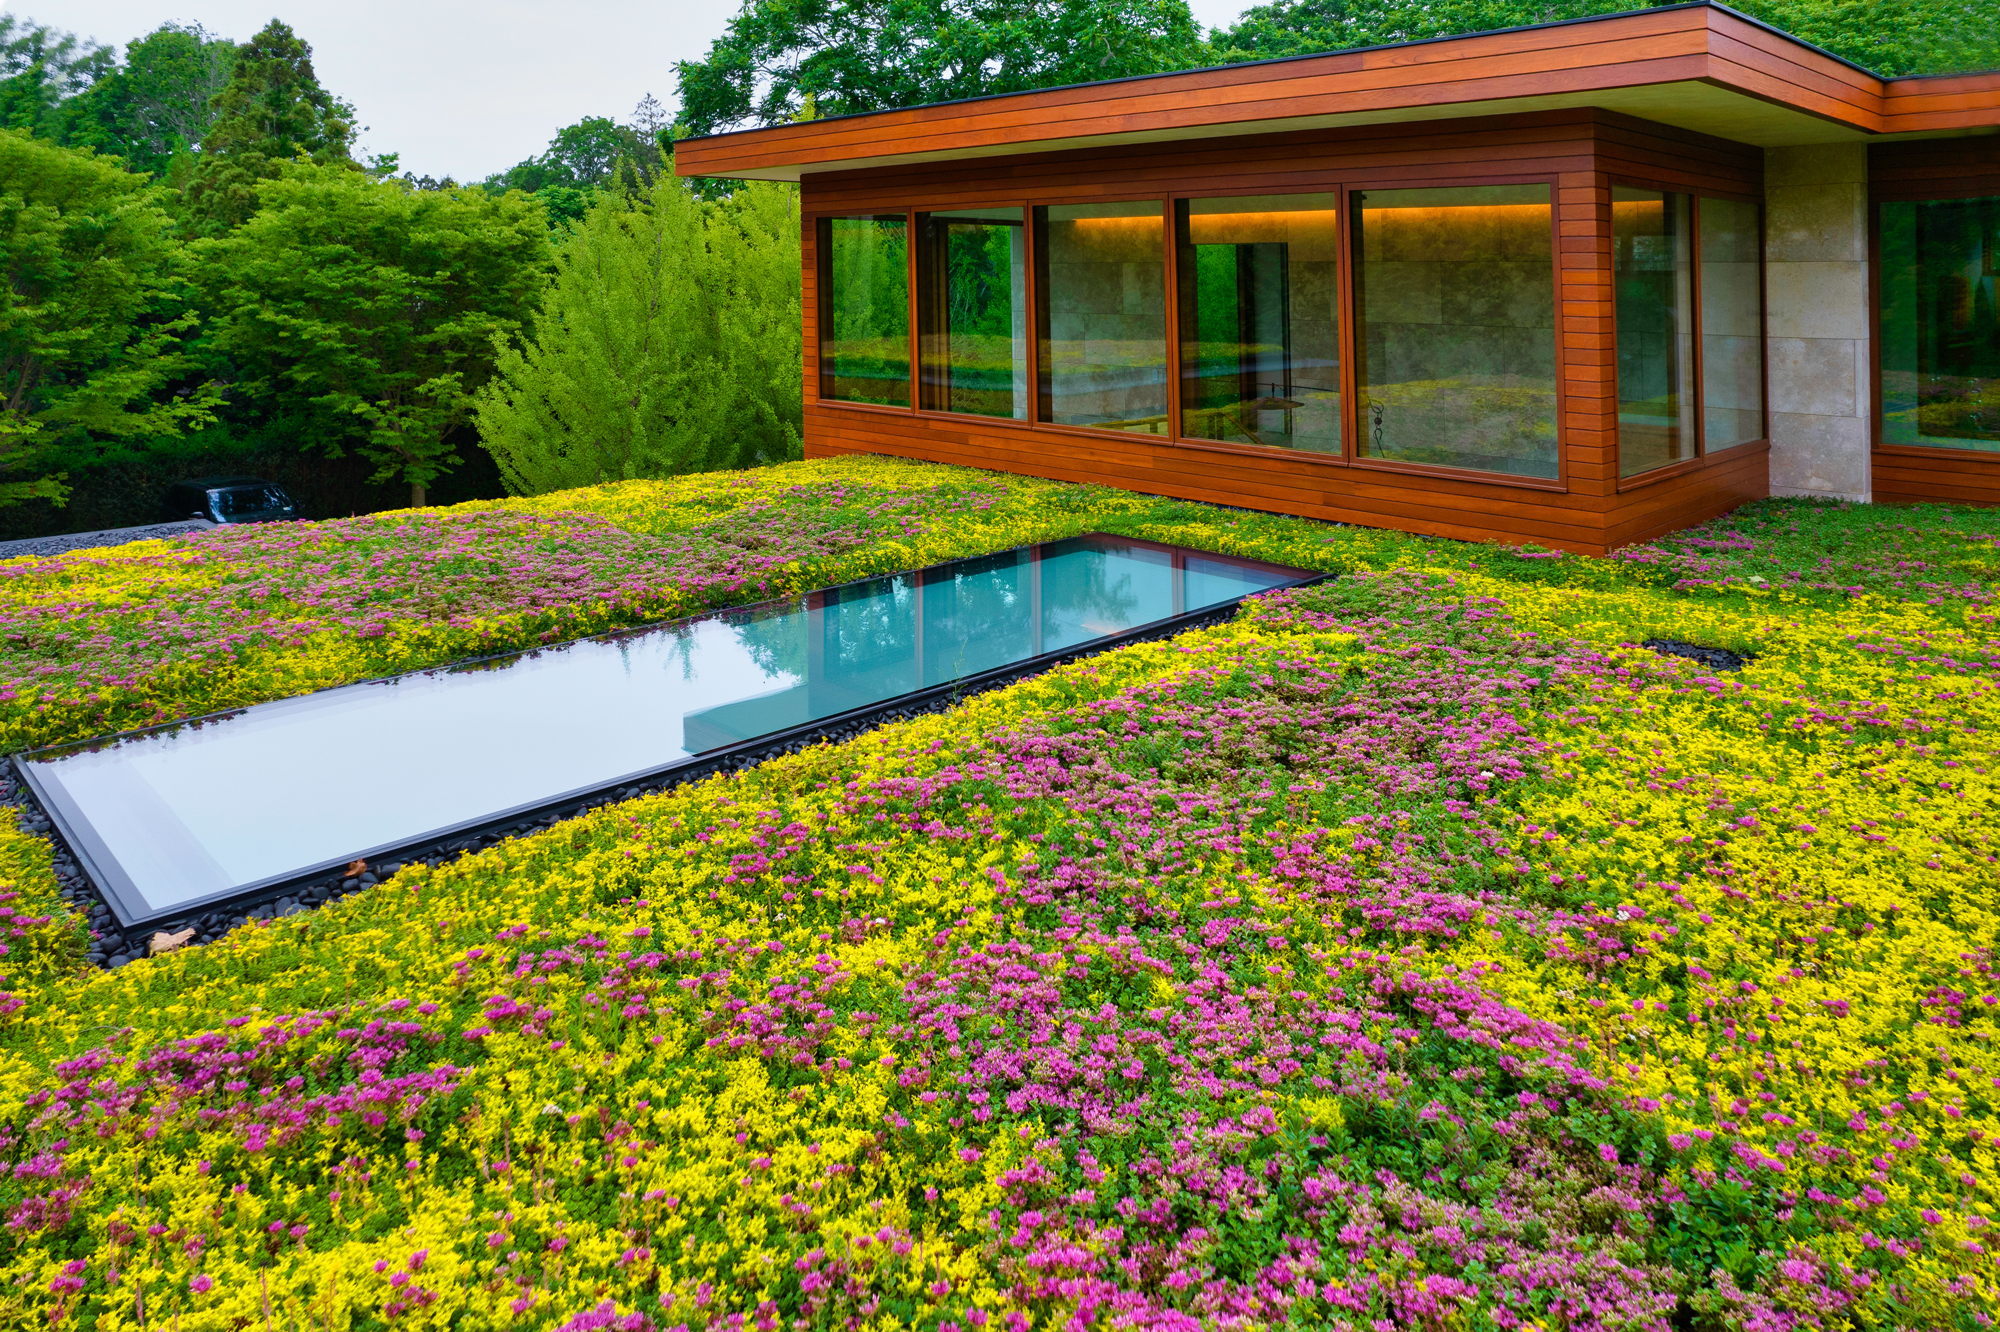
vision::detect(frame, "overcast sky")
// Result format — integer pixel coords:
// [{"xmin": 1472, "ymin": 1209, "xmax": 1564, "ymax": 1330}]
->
[{"xmin": 8, "ymin": 0, "xmax": 1251, "ymax": 181}]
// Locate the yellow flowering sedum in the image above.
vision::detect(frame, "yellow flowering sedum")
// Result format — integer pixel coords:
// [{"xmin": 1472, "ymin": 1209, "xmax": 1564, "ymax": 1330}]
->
[{"xmin": 0, "ymin": 466, "xmax": 1994, "ymax": 1328}]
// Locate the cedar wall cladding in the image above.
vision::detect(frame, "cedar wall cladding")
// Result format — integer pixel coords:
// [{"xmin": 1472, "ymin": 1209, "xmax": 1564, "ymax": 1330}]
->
[{"xmin": 801, "ymin": 108, "xmax": 1768, "ymax": 556}]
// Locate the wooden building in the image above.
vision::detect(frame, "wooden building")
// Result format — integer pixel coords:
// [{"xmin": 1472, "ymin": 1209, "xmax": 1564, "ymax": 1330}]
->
[{"xmin": 676, "ymin": 1, "xmax": 2000, "ymax": 553}]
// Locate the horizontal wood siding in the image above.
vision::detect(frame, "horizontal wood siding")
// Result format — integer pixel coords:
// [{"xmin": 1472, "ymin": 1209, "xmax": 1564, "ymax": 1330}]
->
[
  {"xmin": 1882, "ymin": 72, "xmax": 2000, "ymax": 135},
  {"xmin": 677, "ymin": 7, "xmax": 1919, "ymax": 181},
  {"xmin": 801, "ymin": 110, "xmax": 1767, "ymax": 554},
  {"xmin": 1874, "ymin": 451, "xmax": 2000, "ymax": 507},
  {"xmin": 1870, "ymin": 139, "xmax": 2000, "ymax": 507}
]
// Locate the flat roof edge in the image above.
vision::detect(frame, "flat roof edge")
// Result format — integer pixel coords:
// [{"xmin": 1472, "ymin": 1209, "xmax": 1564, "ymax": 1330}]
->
[{"xmin": 672, "ymin": 1, "xmax": 1890, "ymax": 153}]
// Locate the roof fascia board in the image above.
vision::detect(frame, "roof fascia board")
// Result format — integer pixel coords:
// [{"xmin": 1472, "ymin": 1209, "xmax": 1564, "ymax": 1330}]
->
[
  {"xmin": 676, "ymin": 1, "xmax": 1877, "ymax": 148},
  {"xmin": 678, "ymin": 6, "xmax": 1722, "ymax": 176},
  {"xmin": 675, "ymin": 3, "xmax": 2000, "ymax": 181}
]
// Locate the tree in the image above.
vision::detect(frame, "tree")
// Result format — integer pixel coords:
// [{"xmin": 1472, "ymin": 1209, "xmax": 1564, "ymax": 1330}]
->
[
  {"xmin": 0, "ymin": 20, "xmax": 236, "ymax": 177},
  {"xmin": 708, "ymin": 182, "xmax": 805, "ymax": 466},
  {"xmin": 0, "ymin": 130, "xmax": 218, "ymax": 505},
  {"xmin": 1210, "ymin": 0, "xmax": 2000, "ymax": 77},
  {"xmin": 184, "ymin": 21, "xmax": 354, "ymax": 231},
  {"xmin": 484, "ymin": 115, "xmax": 663, "ymax": 195},
  {"xmin": 674, "ymin": 0, "xmax": 1207, "ymax": 137},
  {"xmin": 474, "ymin": 178, "xmax": 801, "ymax": 494},
  {"xmin": 194, "ymin": 163, "xmax": 550, "ymax": 505},
  {"xmin": 0, "ymin": 17, "xmax": 114, "ymax": 143},
  {"xmin": 76, "ymin": 24, "xmax": 237, "ymax": 177}
]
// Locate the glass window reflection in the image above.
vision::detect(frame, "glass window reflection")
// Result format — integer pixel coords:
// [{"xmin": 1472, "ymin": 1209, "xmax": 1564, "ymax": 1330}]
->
[
  {"xmin": 1035, "ymin": 202, "xmax": 1170, "ymax": 433},
  {"xmin": 819, "ymin": 214, "xmax": 910, "ymax": 406},
  {"xmin": 1176, "ymin": 194, "xmax": 1342, "ymax": 455},
  {"xmin": 1351, "ymin": 184, "xmax": 1560, "ymax": 478},
  {"xmin": 918, "ymin": 207, "xmax": 1029, "ymax": 419},
  {"xmin": 1880, "ymin": 195, "xmax": 2000, "ymax": 452},
  {"xmin": 1699, "ymin": 196, "xmax": 1765, "ymax": 451},
  {"xmin": 1613, "ymin": 187, "xmax": 1697, "ymax": 477}
]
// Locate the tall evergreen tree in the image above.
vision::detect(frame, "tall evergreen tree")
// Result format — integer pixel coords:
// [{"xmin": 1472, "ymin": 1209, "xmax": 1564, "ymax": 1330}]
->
[
  {"xmin": 184, "ymin": 20, "xmax": 354, "ymax": 231},
  {"xmin": 474, "ymin": 179, "xmax": 801, "ymax": 494}
]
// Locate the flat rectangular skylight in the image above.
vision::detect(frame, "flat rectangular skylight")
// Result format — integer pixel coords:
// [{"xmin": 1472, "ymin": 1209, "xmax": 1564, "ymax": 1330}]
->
[{"xmin": 18, "ymin": 534, "xmax": 1307, "ymax": 926}]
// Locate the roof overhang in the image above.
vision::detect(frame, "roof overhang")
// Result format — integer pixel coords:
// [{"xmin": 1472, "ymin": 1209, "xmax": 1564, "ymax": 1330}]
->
[{"xmin": 674, "ymin": 2, "xmax": 2000, "ymax": 183}]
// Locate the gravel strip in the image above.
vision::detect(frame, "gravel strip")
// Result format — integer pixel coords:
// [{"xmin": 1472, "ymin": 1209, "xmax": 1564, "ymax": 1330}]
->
[
  {"xmin": 0, "ymin": 520, "xmax": 212, "ymax": 561},
  {"xmin": 4, "ymin": 593, "xmax": 1278, "ymax": 969},
  {"xmin": 1643, "ymin": 638, "xmax": 1753, "ymax": 672}
]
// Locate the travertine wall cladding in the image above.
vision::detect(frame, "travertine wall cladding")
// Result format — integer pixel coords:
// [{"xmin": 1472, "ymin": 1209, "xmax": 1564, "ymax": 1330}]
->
[{"xmin": 1764, "ymin": 143, "xmax": 1872, "ymax": 502}]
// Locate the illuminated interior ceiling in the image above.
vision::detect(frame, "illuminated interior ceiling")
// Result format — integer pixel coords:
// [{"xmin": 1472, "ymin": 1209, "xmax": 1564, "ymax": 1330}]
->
[{"xmin": 710, "ymin": 82, "xmax": 1990, "ymax": 183}]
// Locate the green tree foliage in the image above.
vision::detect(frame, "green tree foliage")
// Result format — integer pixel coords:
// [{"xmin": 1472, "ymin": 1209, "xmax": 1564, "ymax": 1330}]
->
[
  {"xmin": 195, "ymin": 165, "xmax": 550, "ymax": 506},
  {"xmin": 488, "ymin": 116, "xmax": 663, "ymax": 193},
  {"xmin": 1212, "ymin": 0, "xmax": 1999, "ymax": 77},
  {"xmin": 475, "ymin": 179, "xmax": 802, "ymax": 494},
  {"xmin": 0, "ymin": 130, "xmax": 218, "ymax": 505},
  {"xmin": 71, "ymin": 24, "xmax": 238, "ymax": 178},
  {"xmin": 482, "ymin": 106, "xmax": 670, "ymax": 232},
  {"xmin": 0, "ymin": 20, "xmax": 237, "ymax": 178},
  {"xmin": 185, "ymin": 21, "xmax": 355, "ymax": 231},
  {"xmin": 674, "ymin": 0, "xmax": 1206, "ymax": 136},
  {"xmin": 0, "ymin": 17, "xmax": 113, "ymax": 143}
]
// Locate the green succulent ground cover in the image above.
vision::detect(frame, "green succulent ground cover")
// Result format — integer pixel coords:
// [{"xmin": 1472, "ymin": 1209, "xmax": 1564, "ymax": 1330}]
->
[{"xmin": 0, "ymin": 459, "xmax": 1994, "ymax": 1329}]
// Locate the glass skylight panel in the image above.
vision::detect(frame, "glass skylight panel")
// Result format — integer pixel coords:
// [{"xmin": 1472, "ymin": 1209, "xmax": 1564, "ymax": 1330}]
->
[{"xmin": 21, "ymin": 535, "xmax": 1305, "ymax": 925}]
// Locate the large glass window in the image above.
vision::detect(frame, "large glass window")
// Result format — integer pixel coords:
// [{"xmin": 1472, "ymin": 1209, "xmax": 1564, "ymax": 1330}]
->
[
  {"xmin": 918, "ymin": 207, "xmax": 1028, "ymax": 419},
  {"xmin": 819, "ymin": 214, "xmax": 910, "ymax": 407},
  {"xmin": 1175, "ymin": 194, "xmax": 1342, "ymax": 455},
  {"xmin": 1699, "ymin": 196, "xmax": 1765, "ymax": 451},
  {"xmin": 1613, "ymin": 188, "xmax": 1696, "ymax": 477},
  {"xmin": 1035, "ymin": 202, "xmax": 1169, "ymax": 433},
  {"xmin": 1351, "ymin": 184, "xmax": 1559, "ymax": 479},
  {"xmin": 1880, "ymin": 195, "xmax": 2000, "ymax": 452}
]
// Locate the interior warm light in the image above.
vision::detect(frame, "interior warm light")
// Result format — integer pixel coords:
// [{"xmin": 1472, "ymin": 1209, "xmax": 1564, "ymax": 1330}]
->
[
  {"xmin": 1059, "ymin": 216, "xmax": 1164, "ymax": 228},
  {"xmin": 1360, "ymin": 204, "xmax": 1551, "ymax": 218},
  {"xmin": 1187, "ymin": 211, "xmax": 1340, "ymax": 242}
]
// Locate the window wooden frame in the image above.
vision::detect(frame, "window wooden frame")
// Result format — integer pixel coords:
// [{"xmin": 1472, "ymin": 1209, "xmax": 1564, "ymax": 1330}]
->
[
  {"xmin": 1607, "ymin": 180, "xmax": 1771, "ymax": 492},
  {"xmin": 1868, "ymin": 186, "xmax": 2000, "ymax": 465},
  {"xmin": 810, "ymin": 174, "xmax": 1596, "ymax": 496}
]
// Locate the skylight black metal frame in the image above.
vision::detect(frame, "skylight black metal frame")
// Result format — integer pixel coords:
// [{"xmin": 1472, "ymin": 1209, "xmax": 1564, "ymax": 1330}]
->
[{"xmin": 14, "ymin": 532, "xmax": 1320, "ymax": 932}]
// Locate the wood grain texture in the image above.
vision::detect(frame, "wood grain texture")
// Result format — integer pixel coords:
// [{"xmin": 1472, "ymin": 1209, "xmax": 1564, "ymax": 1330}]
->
[
  {"xmin": 1873, "ymin": 453, "xmax": 2000, "ymax": 508},
  {"xmin": 676, "ymin": 8, "xmax": 1996, "ymax": 185},
  {"xmin": 677, "ymin": 7, "xmax": 1906, "ymax": 181},
  {"xmin": 1869, "ymin": 136, "xmax": 2000, "ymax": 202},
  {"xmin": 1882, "ymin": 72, "xmax": 2000, "ymax": 134}
]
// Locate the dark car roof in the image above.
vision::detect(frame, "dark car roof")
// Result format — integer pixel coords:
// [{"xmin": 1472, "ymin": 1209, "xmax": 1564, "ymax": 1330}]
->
[{"xmin": 173, "ymin": 475, "xmax": 282, "ymax": 490}]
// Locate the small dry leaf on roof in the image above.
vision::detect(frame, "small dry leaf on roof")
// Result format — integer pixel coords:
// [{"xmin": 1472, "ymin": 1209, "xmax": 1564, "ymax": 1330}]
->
[{"xmin": 148, "ymin": 928, "xmax": 196, "ymax": 956}]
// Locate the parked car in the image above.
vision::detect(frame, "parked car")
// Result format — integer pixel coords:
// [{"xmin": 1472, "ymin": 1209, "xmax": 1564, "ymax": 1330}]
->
[{"xmin": 165, "ymin": 476, "xmax": 299, "ymax": 525}]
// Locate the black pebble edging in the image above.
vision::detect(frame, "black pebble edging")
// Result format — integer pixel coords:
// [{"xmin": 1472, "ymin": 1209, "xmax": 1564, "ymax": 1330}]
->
[
  {"xmin": 4, "ymin": 593, "xmax": 1296, "ymax": 972},
  {"xmin": 1642, "ymin": 639, "xmax": 1753, "ymax": 672}
]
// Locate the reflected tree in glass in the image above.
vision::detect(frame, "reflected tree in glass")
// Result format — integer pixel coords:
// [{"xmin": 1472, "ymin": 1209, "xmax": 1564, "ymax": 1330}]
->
[
  {"xmin": 1613, "ymin": 187, "xmax": 1696, "ymax": 477},
  {"xmin": 1176, "ymin": 194, "xmax": 1341, "ymax": 455},
  {"xmin": 819, "ymin": 215, "xmax": 910, "ymax": 406},
  {"xmin": 1880, "ymin": 195, "xmax": 2000, "ymax": 452},
  {"xmin": 1698, "ymin": 196, "xmax": 1765, "ymax": 451},
  {"xmin": 918, "ymin": 208, "xmax": 1028, "ymax": 419},
  {"xmin": 1351, "ymin": 184, "xmax": 1559, "ymax": 478},
  {"xmin": 1035, "ymin": 202, "xmax": 1169, "ymax": 433}
]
